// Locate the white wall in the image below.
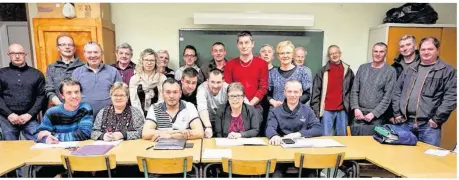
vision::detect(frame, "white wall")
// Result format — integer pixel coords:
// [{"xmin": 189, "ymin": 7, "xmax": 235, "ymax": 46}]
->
[{"xmin": 28, "ymin": 3, "xmax": 457, "ymax": 70}]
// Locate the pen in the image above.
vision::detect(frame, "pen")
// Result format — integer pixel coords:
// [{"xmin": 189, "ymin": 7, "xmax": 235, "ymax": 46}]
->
[{"xmin": 145, "ymin": 145, "xmax": 155, "ymax": 150}]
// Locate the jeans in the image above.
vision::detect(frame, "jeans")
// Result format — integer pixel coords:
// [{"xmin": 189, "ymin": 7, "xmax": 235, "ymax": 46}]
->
[
  {"xmin": 400, "ymin": 120, "xmax": 441, "ymax": 147},
  {"xmin": 0, "ymin": 115, "xmax": 38, "ymax": 140},
  {"xmin": 322, "ymin": 110, "xmax": 348, "ymax": 136}
]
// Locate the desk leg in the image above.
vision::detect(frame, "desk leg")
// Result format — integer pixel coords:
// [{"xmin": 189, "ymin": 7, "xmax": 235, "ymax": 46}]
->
[{"xmin": 28, "ymin": 165, "xmax": 34, "ymax": 178}]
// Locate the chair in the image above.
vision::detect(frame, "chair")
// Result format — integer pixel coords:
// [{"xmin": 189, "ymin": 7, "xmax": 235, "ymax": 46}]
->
[
  {"xmin": 221, "ymin": 158, "xmax": 277, "ymax": 178},
  {"xmin": 294, "ymin": 152, "xmax": 345, "ymax": 178},
  {"xmin": 136, "ymin": 156, "xmax": 196, "ymax": 178},
  {"xmin": 61, "ymin": 154, "xmax": 116, "ymax": 178}
]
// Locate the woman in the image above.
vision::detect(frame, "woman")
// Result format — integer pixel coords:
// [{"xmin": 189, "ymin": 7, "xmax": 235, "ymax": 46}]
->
[
  {"xmin": 215, "ymin": 82, "xmax": 261, "ymax": 138},
  {"xmin": 268, "ymin": 41, "xmax": 311, "ymax": 108},
  {"xmin": 130, "ymin": 48, "xmax": 167, "ymax": 115},
  {"xmin": 157, "ymin": 49, "xmax": 175, "ymax": 79},
  {"xmin": 259, "ymin": 44, "xmax": 276, "ymax": 71},
  {"xmin": 91, "ymin": 82, "xmax": 145, "ymax": 141}
]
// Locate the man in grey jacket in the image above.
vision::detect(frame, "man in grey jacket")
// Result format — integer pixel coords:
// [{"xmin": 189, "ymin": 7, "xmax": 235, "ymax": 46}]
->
[
  {"xmin": 391, "ymin": 37, "xmax": 457, "ymax": 146},
  {"xmin": 45, "ymin": 34, "xmax": 84, "ymax": 106}
]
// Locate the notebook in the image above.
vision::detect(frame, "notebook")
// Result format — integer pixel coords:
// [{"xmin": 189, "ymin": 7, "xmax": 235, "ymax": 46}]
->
[
  {"xmin": 153, "ymin": 139, "xmax": 186, "ymax": 150},
  {"xmin": 71, "ymin": 145, "xmax": 115, "ymax": 156}
]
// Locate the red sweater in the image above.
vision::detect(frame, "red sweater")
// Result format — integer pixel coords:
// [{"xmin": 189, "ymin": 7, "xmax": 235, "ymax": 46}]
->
[
  {"xmin": 224, "ymin": 56, "xmax": 268, "ymax": 102},
  {"xmin": 325, "ymin": 62, "xmax": 344, "ymax": 110}
]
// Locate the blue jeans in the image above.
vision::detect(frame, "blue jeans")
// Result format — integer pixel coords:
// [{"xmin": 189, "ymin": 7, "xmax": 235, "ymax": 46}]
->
[
  {"xmin": 0, "ymin": 115, "xmax": 38, "ymax": 140},
  {"xmin": 322, "ymin": 110, "xmax": 348, "ymax": 136},
  {"xmin": 400, "ymin": 120, "xmax": 441, "ymax": 147}
]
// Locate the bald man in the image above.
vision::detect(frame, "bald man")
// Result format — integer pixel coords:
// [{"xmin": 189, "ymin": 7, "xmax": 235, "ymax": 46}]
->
[{"xmin": 0, "ymin": 44, "xmax": 45, "ymax": 177}]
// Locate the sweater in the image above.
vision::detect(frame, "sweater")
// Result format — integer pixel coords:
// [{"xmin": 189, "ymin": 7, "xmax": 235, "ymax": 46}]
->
[
  {"xmin": 111, "ymin": 61, "xmax": 136, "ymax": 85},
  {"xmin": 351, "ymin": 63, "xmax": 396, "ymax": 118},
  {"xmin": 224, "ymin": 56, "xmax": 268, "ymax": 102},
  {"xmin": 34, "ymin": 102, "xmax": 93, "ymax": 143},
  {"xmin": 0, "ymin": 63, "xmax": 45, "ymax": 118},
  {"xmin": 325, "ymin": 62, "xmax": 344, "ymax": 110},
  {"xmin": 268, "ymin": 66, "xmax": 311, "ymax": 103},
  {"xmin": 265, "ymin": 102, "xmax": 322, "ymax": 139},
  {"xmin": 44, "ymin": 56, "xmax": 84, "ymax": 100},
  {"xmin": 91, "ymin": 106, "xmax": 145, "ymax": 140}
]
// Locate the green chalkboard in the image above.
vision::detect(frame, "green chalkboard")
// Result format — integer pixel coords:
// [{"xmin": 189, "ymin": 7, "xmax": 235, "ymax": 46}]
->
[{"xmin": 178, "ymin": 29, "xmax": 324, "ymax": 78}]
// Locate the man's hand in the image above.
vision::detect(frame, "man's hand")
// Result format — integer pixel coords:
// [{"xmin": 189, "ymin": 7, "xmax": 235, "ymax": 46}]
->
[
  {"xmin": 269, "ymin": 135, "xmax": 282, "ymax": 146},
  {"xmin": 394, "ymin": 116, "xmax": 403, "ymax": 124},
  {"xmin": 7, "ymin": 113, "xmax": 20, "ymax": 125},
  {"xmin": 428, "ymin": 119, "xmax": 438, "ymax": 128},
  {"xmin": 228, "ymin": 132, "xmax": 242, "ymax": 139},
  {"xmin": 354, "ymin": 109, "xmax": 364, "ymax": 120},
  {"xmin": 204, "ymin": 127, "xmax": 213, "ymax": 138},
  {"xmin": 364, "ymin": 113, "xmax": 375, "ymax": 122},
  {"xmin": 269, "ymin": 99, "xmax": 283, "ymax": 107},
  {"xmin": 19, "ymin": 113, "xmax": 32, "ymax": 125},
  {"xmin": 284, "ymin": 132, "xmax": 302, "ymax": 139},
  {"xmin": 37, "ymin": 130, "xmax": 52, "ymax": 140},
  {"xmin": 45, "ymin": 135, "xmax": 59, "ymax": 144}
]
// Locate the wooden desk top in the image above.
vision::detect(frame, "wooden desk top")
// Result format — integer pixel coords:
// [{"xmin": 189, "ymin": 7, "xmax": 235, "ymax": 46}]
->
[
  {"xmin": 201, "ymin": 137, "xmax": 367, "ymax": 163},
  {"xmin": 24, "ymin": 139, "xmax": 202, "ymax": 165},
  {"xmin": 0, "ymin": 141, "xmax": 38, "ymax": 176}
]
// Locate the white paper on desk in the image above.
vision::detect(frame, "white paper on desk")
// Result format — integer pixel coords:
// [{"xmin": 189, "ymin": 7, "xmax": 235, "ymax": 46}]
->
[
  {"xmin": 30, "ymin": 141, "xmax": 79, "ymax": 149},
  {"xmin": 425, "ymin": 149, "xmax": 450, "ymax": 157},
  {"xmin": 215, "ymin": 138, "xmax": 267, "ymax": 146},
  {"xmin": 92, "ymin": 140, "xmax": 122, "ymax": 146},
  {"xmin": 281, "ymin": 138, "xmax": 345, "ymax": 148},
  {"xmin": 202, "ymin": 149, "xmax": 232, "ymax": 159}
]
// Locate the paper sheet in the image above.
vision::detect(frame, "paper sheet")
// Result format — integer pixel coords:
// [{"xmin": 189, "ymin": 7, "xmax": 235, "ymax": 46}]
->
[
  {"xmin": 281, "ymin": 138, "xmax": 345, "ymax": 148},
  {"xmin": 425, "ymin": 149, "xmax": 451, "ymax": 157},
  {"xmin": 202, "ymin": 149, "xmax": 232, "ymax": 159},
  {"xmin": 31, "ymin": 141, "xmax": 79, "ymax": 149},
  {"xmin": 215, "ymin": 138, "xmax": 267, "ymax": 146},
  {"xmin": 92, "ymin": 140, "xmax": 122, "ymax": 146}
]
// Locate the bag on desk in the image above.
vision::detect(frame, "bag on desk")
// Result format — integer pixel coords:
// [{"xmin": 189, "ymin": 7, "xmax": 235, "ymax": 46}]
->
[{"xmin": 373, "ymin": 124, "xmax": 417, "ymax": 146}]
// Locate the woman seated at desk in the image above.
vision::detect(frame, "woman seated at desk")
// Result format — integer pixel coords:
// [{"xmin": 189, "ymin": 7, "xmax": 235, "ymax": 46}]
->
[
  {"xmin": 214, "ymin": 82, "xmax": 261, "ymax": 138},
  {"xmin": 91, "ymin": 82, "xmax": 145, "ymax": 141}
]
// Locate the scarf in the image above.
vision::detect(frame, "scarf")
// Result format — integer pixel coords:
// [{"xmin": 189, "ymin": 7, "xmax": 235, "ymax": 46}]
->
[{"xmin": 101, "ymin": 105, "xmax": 134, "ymax": 132}]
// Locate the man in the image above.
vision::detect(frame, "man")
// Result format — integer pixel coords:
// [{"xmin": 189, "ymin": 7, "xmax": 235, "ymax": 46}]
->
[
  {"xmin": 391, "ymin": 37, "xmax": 456, "ymax": 146},
  {"xmin": 265, "ymin": 80, "xmax": 322, "ymax": 177},
  {"xmin": 175, "ymin": 45, "xmax": 200, "ymax": 81},
  {"xmin": 180, "ymin": 67, "xmax": 199, "ymax": 106},
  {"xmin": 45, "ymin": 34, "xmax": 84, "ymax": 106},
  {"xmin": 310, "ymin": 45, "xmax": 354, "ymax": 136},
  {"xmin": 0, "ymin": 43, "xmax": 45, "ymax": 142},
  {"xmin": 111, "ymin": 42, "xmax": 136, "ymax": 84},
  {"xmin": 197, "ymin": 69, "xmax": 229, "ymax": 138},
  {"xmin": 72, "ymin": 41, "xmax": 122, "ymax": 115},
  {"xmin": 224, "ymin": 31, "xmax": 268, "ymax": 108},
  {"xmin": 34, "ymin": 77, "xmax": 93, "ymax": 177},
  {"xmin": 142, "ymin": 78, "xmax": 204, "ymax": 141},
  {"xmin": 293, "ymin": 46, "xmax": 313, "ymax": 104},
  {"xmin": 198, "ymin": 42, "xmax": 227, "ymax": 84},
  {"xmin": 392, "ymin": 35, "xmax": 420, "ymax": 79},
  {"xmin": 350, "ymin": 42, "xmax": 396, "ymax": 135}
]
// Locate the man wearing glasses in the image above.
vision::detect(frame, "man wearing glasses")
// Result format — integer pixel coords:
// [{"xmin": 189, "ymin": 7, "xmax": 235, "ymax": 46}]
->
[
  {"xmin": 175, "ymin": 45, "xmax": 200, "ymax": 81},
  {"xmin": 0, "ymin": 43, "xmax": 45, "ymax": 177},
  {"xmin": 45, "ymin": 34, "xmax": 84, "ymax": 106}
]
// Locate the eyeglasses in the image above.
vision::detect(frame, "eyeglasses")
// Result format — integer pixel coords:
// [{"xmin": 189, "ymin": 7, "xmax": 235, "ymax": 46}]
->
[
  {"xmin": 228, "ymin": 94, "xmax": 244, "ymax": 100},
  {"xmin": 7, "ymin": 52, "xmax": 26, "ymax": 56},
  {"xmin": 143, "ymin": 59, "xmax": 156, "ymax": 63},
  {"xmin": 58, "ymin": 43, "xmax": 75, "ymax": 47},
  {"xmin": 184, "ymin": 54, "xmax": 196, "ymax": 58}
]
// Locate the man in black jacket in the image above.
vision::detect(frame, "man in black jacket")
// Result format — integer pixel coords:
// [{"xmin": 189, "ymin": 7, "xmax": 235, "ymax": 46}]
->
[
  {"xmin": 391, "ymin": 37, "xmax": 457, "ymax": 146},
  {"xmin": 391, "ymin": 35, "xmax": 420, "ymax": 79}
]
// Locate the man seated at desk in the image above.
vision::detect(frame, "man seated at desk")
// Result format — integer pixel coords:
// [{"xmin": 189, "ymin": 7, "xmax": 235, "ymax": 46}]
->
[
  {"xmin": 142, "ymin": 78, "xmax": 204, "ymax": 141},
  {"xmin": 265, "ymin": 80, "xmax": 322, "ymax": 177},
  {"xmin": 33, "ymin": 77, "xmax": 94, "ymax": 177}
]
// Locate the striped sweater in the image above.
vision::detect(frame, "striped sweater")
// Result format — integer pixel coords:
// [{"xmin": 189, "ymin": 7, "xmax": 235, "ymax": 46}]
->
[{"xmin": 34, "ymin": 102, "xmax": 94, "ymax": 143}]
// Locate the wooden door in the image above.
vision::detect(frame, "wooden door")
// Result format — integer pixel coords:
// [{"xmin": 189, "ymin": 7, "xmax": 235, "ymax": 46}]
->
[
  {"xmin": 34, "ymin": 21, "xmax": 97, "ymax": 74},
  {"xmin": 439, "ymin": 27, "xmax": 457, "ymax": 149},
  {"xmin": 386, "ymin": 27, "xmax": 442, "ymax": 65}
]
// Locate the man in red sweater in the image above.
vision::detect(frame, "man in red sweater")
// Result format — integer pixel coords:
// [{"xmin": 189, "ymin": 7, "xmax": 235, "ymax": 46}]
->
[
  {"xmin": 224, "ymin": 31, "xmax": 268, "ymax": 107},
  {"xmin": 310, "ymin": 45, "xmax": 354, "ymax": 136}
]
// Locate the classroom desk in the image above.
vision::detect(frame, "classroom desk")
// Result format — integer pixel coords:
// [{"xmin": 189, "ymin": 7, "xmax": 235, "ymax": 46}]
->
[{"xmin": 0, "ymin": 141, "xmax": 38, "ymax": 176}]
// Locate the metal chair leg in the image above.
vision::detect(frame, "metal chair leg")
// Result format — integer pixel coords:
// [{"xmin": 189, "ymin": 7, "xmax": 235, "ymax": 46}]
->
[
  {"xmin": 333, "ymin": 154, "xmax": 343, "ymax": 178},
  {"xmin": 142, "ymin": 158, "xmax": 148, "ymax": 178},
  {"xmin": 64, "ymin": 157, "xmax": 73, "ymax": 178},
  {"xmin": 298, "ymin": 154, "xmax": 304, "ymax": 178},
  {"xmin": 104, "ymin": 156, "xmax": 111, "ymax": 178}
]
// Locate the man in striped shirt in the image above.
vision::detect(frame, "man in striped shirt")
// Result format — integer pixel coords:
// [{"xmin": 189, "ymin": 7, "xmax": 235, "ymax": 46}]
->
[{"xmin": 142, "ymin": 78, "xmax": 204, "ymax": 141}]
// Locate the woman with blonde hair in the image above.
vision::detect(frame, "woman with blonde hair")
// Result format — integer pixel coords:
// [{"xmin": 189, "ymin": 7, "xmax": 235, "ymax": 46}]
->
[{"xmin": 129, "ymin": 48, "xmax": 167, "ymax": 115}]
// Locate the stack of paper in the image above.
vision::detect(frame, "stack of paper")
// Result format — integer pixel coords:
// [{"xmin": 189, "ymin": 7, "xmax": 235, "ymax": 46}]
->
[
  {"xmin": 215, "ymin": 138, "xmax": 267, "ymax": 146},
  {"xmin": 425, "ymin": 149, "xmax": 451, "ymax": 157},
  {"xmin": 281, "ymin": 138, "xmax": 345, "ymax": 148},
  {"xmin": 202, "ymin": 149, "xmax": 232, "ymax": 159},
  {"xmin": 92, "ymin": 140, "xmax": 122, "ymax": 146},
  {"xmin": 31, "ymin": 141, "xmax": 79, "ymax": 149}
]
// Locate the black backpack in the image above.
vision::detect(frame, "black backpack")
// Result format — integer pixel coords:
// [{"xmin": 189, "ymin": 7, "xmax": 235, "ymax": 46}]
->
[{"xmin": 383, "ymin": 3, "xmax": 438, "ymax": 24}]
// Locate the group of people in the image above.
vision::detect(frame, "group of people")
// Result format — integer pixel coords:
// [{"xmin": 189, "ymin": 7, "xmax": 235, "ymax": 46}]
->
[{"xmin": 0, "ymin": 30, "xmax": 456, "ymax": 177}]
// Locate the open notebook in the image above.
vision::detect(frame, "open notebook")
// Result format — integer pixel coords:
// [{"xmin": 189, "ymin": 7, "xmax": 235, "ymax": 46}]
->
[{"xmin": 31, "ymin": 141, "xmax": 79, "ymax": 149}]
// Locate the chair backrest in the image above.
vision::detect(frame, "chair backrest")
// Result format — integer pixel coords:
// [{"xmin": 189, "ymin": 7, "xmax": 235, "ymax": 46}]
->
[
  {"xmin": 221, "ymin": 158, "xmax": 277, "ymax": 177},
  {"xmin": 61, "ymin": 154, "xmax": 116, "ymax": 172},
  {"xmin": 136, "ymin": 156, "xmax": 193, "ymax": 176},
  {"xmin": 294, "ymin": 152, "xmax": 345, "ymax": 169},
  {"xmin": 346, "ymin": 126, "xmax": 352, "ymax": 136}
]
